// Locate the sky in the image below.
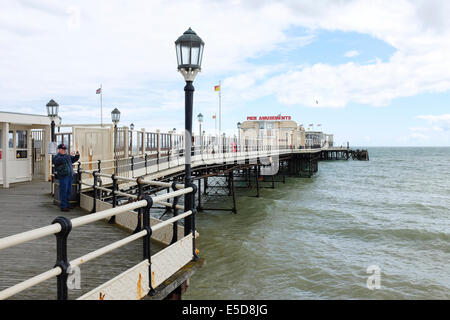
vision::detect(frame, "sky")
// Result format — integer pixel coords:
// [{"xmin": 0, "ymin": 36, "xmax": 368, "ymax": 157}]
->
[{"xmin": 0, "ymin": 0, "xmax": 450, "ymax": 146}]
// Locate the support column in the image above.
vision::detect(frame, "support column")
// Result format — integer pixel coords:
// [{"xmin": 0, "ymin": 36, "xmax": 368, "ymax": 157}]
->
[
  {"xmin": 229, "ymin": 170, "xmax": 237, "ymax": 214},
  {"xmin": 255, "ymin": 165, "xmax": 260, "ymax": 198},
  {"xmin": 197, "ymin": 178, "xmax": 202, "ymax": 211},
  {"xmin": 2, "ymin": 122, "xmax": 9, "ymax": 188},
  {"xmin": 44, "ymin": 125, "xmax": 50, "ymax": 182}
]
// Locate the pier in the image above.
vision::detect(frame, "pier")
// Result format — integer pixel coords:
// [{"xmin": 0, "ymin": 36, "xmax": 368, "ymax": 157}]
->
[{"xmin": 0, "ymin": 124, "xmax": 367, "ymax": 299}]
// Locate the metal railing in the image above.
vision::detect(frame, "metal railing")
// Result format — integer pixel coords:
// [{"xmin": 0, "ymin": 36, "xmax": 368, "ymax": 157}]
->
[{"xmin": 0, "ymin": 179, "xmax": 196, "ymax": 300}]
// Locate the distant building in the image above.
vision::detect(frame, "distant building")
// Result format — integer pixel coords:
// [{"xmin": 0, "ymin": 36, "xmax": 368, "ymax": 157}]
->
[
  {"xmin": 239, "ymin": 115, "xmax": 333, "ymax": 150},
  {"xmin": 240, "ymin": 115, "xmax": 305, "ymax": 149},
  {"xmin": 305, "ymin": 131, "xmax": 334, "ymax": 148}
]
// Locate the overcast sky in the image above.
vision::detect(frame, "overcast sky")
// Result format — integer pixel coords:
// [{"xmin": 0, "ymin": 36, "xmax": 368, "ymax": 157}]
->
[{"xmin": 1, "ymin": 0, "xmax": 450, "ymax": 146}]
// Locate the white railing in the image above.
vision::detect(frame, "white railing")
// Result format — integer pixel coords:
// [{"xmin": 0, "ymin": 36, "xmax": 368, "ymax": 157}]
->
[{"xmin": 0, "ymin": 180, "xmax": 197, "ymax": 300}]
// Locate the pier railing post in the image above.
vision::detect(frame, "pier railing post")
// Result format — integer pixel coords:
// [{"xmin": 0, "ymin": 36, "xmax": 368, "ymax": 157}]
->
[
  {"xmin": 133, "ymin": 177, "xmax": 144, "ymax": 234},
  {"xmin": 91, "ymin": 171, "xmax": 98, "ymax": 213},
  {"xmin": 170, "ymin": 181, "xmax": 180, "ymax": 245},
  {"xmin": 52, "ymin": 216, "xmax": 72, "ymax": 300},
  {"xmin": 141, "ymin": 194, "xmax": 155, "ymax": 296},
  {"xmin": 77, "ymin": 162, "xmax": 82, "ymax": 206},
  {"xmin": 145, "ymin": 153, "xmax": 148, "ymax": 175},
  {"xmin": 190, "ymin": 182, "xmax": 199, "ymax": 261},
  {"xmin": 108, "ymin": 173, "xmax": 118, "ymax": 224}
]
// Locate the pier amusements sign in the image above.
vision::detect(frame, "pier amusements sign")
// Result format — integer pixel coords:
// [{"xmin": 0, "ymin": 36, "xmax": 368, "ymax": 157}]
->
[{"xmin": 247, "ymin": 115, "xmax": 292, "ymax": 121}]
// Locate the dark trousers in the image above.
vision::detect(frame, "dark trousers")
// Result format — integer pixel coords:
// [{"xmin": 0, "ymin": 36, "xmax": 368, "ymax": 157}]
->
[{"xmin": 59, "ymin": 175, "xmax": 73, "ymax": 209}]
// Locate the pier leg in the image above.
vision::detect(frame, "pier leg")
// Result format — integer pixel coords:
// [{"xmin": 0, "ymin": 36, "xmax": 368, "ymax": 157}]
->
[
  {"xmin": 255, "ymin": 165, "xmax": 260, "ymax": 198},
  {"xmin": 229, "ymin": 170, "xmax": 237, "ymax": 214},
  {"xmin": 197, "ymin": 178, "xmax": 202, "ymax": 211}
]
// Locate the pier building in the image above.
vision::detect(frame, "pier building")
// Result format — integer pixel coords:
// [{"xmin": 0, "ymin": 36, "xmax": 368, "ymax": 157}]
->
[
  {"xmin": 0, "ymin": 111, "xmax": 59, "ymax": 188},
  {"xmin": 240, "ymin": 115, "xmax": 307, "ymax": 149}
]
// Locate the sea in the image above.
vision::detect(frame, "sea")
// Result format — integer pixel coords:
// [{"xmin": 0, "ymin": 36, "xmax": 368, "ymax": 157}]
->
[{"xmin": 184, "ymin": 147, "xmax": 450, "ymax": 299}]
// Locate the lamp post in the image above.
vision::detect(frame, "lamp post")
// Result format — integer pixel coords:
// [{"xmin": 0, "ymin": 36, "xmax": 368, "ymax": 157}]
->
[
  {"xmin": 197, "ymin": 113, "xmax": 203, "ymax": 154},
  {"xmin": 237, "ymin": 122, "xmax": 241, "ymax": 152},
  {"xmin": 129, "ymin": 123, "xmax": 135, "ymax": 156},
  {"xmin": 175, "ymin": 27, "xmax": 204, "ymax": 243},
  {"xmin": 111, "ymin": 108, "xmax": 121, "ymax": 174},
  {"xmin": 46, "ymin": 99, "xmax": 59, "ymax": 194},
  {"xmin": 172, "ymin": 128, "xmax": 176, "ymax": 151},
  {"xmin": 46, "ymin": 99, "xmax": 59, "ymax": 143}
]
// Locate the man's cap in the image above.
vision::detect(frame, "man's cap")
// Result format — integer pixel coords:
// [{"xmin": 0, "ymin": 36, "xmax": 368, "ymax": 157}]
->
[{"xmin": 57, "ymin": 144, "xmax": 67, "ymax": 150}]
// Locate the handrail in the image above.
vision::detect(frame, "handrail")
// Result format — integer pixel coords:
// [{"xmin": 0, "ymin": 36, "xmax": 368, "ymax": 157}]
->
[{"xmin": 0, "ymin": 184, "xmax": 195, "ymax": 300}]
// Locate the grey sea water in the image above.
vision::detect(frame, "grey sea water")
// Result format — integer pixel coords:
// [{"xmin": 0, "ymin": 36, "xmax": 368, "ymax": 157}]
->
[{"xmin": 184, "ymin": 147, "xmax": 450, "ymax": 299}]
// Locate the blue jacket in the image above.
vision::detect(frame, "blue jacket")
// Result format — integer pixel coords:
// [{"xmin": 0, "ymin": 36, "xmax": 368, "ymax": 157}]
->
[{"xmin": 54, "ymin": 153, "xmax": 79, "ymax": 177}]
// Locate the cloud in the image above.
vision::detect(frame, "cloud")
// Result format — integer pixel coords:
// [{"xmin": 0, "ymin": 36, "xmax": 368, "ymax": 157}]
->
[
  {"xmin": 344, "ymin": 50, "xmax": 360, "ymax": 58},
  {"xmin": 1, "ymin": 0, "xmax": 450, "ymax": 125},
  {"xmin": 416, "ymin": 114, "xmax": 450, "ymax": 133},
  {"xmin": 417, "ymin": 114, "xmax": 450, "ymax": 123},
  {"xmin": 222, "ymin": 0, "xmax": 450, "ymax": 108}
]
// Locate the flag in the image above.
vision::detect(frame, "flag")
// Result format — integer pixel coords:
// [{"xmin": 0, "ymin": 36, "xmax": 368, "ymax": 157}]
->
[
  {"xmin": 214, "ymin": 85, "xmax": 220, "ymax": 92},
  {"xmin": 96, "ymin": 88, "xmax": 102, "ymax": 94}
]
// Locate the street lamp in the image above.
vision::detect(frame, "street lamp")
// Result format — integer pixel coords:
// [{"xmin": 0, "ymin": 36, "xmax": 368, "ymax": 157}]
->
[
  {"xmin": 175, "ymin": 28, "xmax": 204, "ymax": 245},
  {"xmin": 237, "ymin": 122, "xmax": 241, "ymax": 152},
  {"xmin": 172, "ymin": 128, "xmax": 177, "ymax": 150},
  {"xmin": 46, "ymin": 99, "xmax": 59, "ymax": 142},
  {"xmin": 130, "ymin": 123, "xmax": 134, "ymax": 131},
  {"xmin": 111, "ymin": 108, "xmax": 121, "ymax": 174},
  {"xmin": 46, "ymin": 99, "xmax": 59, "ymax": 195}
]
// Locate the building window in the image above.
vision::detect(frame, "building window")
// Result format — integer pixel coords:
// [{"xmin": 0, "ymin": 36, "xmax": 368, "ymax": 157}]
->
[
  {"xmin": 16, "ymin": 130, "xmax": 28, "ymax": 149},
  {"xmin": 8, "ymin": 131, "xmax": 13, "ymax": 148},
  {"xmin": 15, "ymin": 130, "xmax": 28, "ymax": 159}
]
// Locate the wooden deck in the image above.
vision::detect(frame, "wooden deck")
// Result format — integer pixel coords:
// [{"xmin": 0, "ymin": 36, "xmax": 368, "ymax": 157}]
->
[{"xmin": 0, "ymin": 179, "xmax": 148, "ymax": 299}]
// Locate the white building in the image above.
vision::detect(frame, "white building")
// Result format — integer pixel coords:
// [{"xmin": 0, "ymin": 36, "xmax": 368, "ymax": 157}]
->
[
  {"xmin": 239, "ymin": 115, "xmax": 306, "ymax": 149},
  {"xmin": 0, "ymin": 111, "xmax": 59, "ymax": 188}
]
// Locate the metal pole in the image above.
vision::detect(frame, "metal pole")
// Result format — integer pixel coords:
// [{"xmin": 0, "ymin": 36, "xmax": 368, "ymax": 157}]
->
[
  {"xmin": 114, "ymin": 125, "xmax": 118, "ymax": 175},
  {"xmin": 184, "ymin": 81, "xmax": 194, "ymax": 236},
  {"xmin": 100, "ymin": 84, "xmax": 103, "ymax": 126},
  {"xmin": 141, "ymin": 195, "xmax": 155, "ymax": 296},
  {"xmin": 199, "ymin": 122, "xmax": 202, "ymax": 155},
  {"xmin": 218, "ymin": 80, "xmax": 221, "ymax": 135},
  {"xmin": 51, "ymin": 120, "xmax": 55, "ymax": 195},
  {"xmin": 52, "ymin": 216, "xmax": 72, "ymax": 300},
  {"xmin": 238, "ymin": 129, "xmax": 240, "ymax": 153}
]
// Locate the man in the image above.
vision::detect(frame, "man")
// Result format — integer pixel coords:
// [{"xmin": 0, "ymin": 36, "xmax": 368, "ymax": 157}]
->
[{"xmin": 53, "ymin": 144, "xmax": 80, "ymax": 211}]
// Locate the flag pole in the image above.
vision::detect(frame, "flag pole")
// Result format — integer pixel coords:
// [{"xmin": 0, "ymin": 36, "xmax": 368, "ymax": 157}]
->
[
  {"xmin": 100, "ymin": 84, "xmax": 103, "ymax": 127},
  {"xmin": 218, "ymin": 80, "xmax": 221, "ymax": 135}
]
